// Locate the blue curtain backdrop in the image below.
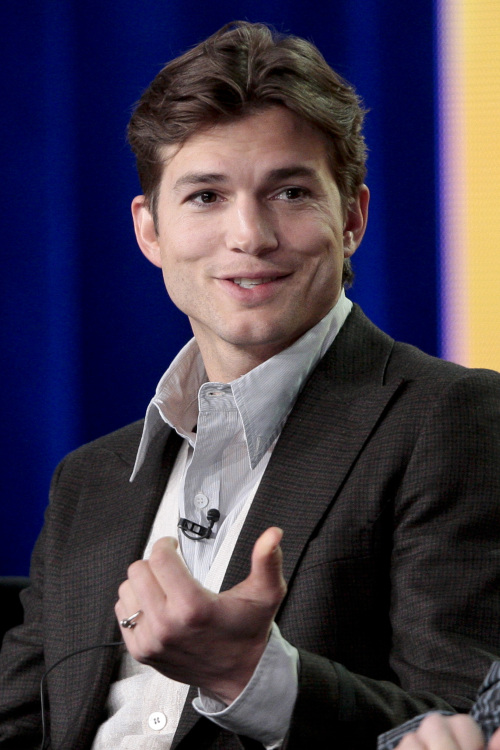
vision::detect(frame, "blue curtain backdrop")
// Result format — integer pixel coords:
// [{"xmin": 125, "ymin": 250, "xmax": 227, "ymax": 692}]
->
[{"xmin": 0, "ymin": 0, "xmax": 437, "ymax": 574}]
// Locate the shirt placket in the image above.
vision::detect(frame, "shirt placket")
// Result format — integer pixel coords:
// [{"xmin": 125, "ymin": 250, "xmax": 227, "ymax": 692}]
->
[{"xmin": 180, "ymin": 384, "xmax": 239, "ymax": 577}]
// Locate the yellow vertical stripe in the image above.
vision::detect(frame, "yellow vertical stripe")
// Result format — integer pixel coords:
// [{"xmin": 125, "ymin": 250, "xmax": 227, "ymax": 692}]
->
[
  {"xmin": 464, "ymin": 1, "xmax": 500, "ymax": 369},
  {"xmin": 442, "ymin": 0, "xmax": 500, "ymax": 370}
]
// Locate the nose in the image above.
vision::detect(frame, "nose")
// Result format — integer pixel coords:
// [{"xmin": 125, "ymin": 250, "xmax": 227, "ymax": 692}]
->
[{"xmin": 225, "ymin": 198, "xmax": 279, "ymax": 255}]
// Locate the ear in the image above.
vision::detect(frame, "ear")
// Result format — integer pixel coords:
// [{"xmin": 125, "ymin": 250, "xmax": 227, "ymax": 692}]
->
[
  {"xmin": 131, "ymin": 195, "xmax": 163, "ymax": 268},
  {"xmin": 343, "ymin": 184, "xmax": 369, "ymax": 258}
]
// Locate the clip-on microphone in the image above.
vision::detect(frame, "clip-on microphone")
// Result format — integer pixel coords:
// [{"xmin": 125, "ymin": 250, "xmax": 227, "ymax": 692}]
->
[{"xmin": 178, "ymin": 508, "xmax": 220, "ymax": 541}]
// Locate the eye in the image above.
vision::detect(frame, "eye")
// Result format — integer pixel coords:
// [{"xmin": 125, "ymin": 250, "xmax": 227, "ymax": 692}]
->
[
  {"xmin": 190, "ymin": 190, "xmax": 220, "ymax": 205},
  {"xmin": 273, "ymin": 186, "xmax": 309, "ymax": 201}
]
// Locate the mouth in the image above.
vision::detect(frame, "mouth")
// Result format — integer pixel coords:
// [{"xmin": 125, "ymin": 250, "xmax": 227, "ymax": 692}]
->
[{"xmin": 232, "ymin": 277, "xmax": 278, "ymax": 288}]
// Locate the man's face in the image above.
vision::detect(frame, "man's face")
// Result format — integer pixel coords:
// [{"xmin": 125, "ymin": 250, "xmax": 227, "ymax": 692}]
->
[{"xmin": 133, "ymin": 106, "xmax": 368, "ymax": 377}]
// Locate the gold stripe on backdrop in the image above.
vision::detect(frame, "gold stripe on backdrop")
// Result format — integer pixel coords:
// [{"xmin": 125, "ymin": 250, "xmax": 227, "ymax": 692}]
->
[
  {"xmin": 441, "ymin": 0, "xmax": 500, "ymax": 370},
  {"xmin": 464, "ymin": 1, "xmax": 500, "ymax": 370}
]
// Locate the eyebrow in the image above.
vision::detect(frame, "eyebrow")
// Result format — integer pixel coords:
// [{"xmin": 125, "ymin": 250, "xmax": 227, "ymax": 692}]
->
[
  {"xmin": 173, "ymin": 173, "xmax": 227, "ymax": 191},
  {"xmin": 265, "ymin": 166, "xmax": 319, "ymax": 182},
  {"xmin": 172, "ymin": 165, "xmax": 320, "ymax": 193}
]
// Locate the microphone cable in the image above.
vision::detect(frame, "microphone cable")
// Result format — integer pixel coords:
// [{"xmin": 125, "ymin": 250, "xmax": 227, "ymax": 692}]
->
[{"xmin": 40, "ymin": 640, "xmax": 125, "ymax": 750}]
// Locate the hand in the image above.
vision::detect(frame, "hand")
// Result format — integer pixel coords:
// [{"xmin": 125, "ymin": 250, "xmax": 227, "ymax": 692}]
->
[
  {"xmin": 397, "ymin": 714, "xmax": 486, "ymax": 750},
  {"xmin": 115, "ymin": 526, "xmax": 286, "ymax": 704}
]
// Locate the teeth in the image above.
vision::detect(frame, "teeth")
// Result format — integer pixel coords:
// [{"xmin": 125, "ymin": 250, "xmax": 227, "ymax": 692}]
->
[{"xmin": 233, "ymin": 277, "xmax": 275, "ymax": 288}]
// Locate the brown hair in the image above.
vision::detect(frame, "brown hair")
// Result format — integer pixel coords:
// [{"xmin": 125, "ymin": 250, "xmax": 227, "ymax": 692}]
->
[{"xmin": 128, "ymin": 21, "xmax": 368, "ymax": 284}]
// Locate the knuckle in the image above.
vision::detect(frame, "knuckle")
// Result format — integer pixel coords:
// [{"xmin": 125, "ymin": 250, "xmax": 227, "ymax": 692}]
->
[
  {"xmin": 277, "ymin": 579, "xmax": 287, "ymax": 600},
  {"xmin": 148, "ymin": 548, "xmax": 167, "ymax": 572},
  {"xmin": 172, "ymin": 594, "xmax": 213, "ymax": 630},
  {"xmin": 264, "ymin": 579, "xmax": 287, "ymax": 609},
  {"xmin": 117, "ymin": 580, "xmax": 129, "ymax": 598},
  {"xmin": 178, "ymin": 601, "xmax": 208, "ymax": 629},
  {"xmin": 149, "ymin": 537, "xmax": 174, "ymax": 565},
  {"xmin": 420, "ymin": 713, "xmax": 442, "ymax": 729},
  {"xmin": 127, "ymin": 560, "xmax": 142, "ymax": 579}
]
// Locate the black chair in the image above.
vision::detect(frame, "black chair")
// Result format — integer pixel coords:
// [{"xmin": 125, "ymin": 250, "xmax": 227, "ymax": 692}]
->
[{"xmin": 0, "ymin": 576, "xmax": 30, "ymax": 646}]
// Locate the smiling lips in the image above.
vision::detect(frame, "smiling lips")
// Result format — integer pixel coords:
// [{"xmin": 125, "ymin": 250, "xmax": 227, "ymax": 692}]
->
[{"xmin": 232, "ymin": 277, "xmax": 278, "ymax": 288}]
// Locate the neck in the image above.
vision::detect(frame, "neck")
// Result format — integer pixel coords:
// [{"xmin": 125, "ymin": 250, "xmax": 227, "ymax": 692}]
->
[{"xmin": 196, "ymin": 339, "xmax": 287, "ymax": 383}]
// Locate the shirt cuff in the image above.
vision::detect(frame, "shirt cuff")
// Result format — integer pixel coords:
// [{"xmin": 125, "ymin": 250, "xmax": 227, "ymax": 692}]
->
[{"xmin": 193, "ymin": 622, "xmax": 299, "ymax": 748}]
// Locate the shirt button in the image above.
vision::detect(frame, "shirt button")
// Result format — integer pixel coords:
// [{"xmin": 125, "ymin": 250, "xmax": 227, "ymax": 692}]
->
[
  {"xmin": 194, "ymin": 493, "xmax": 209, "ymax": 509},
  {"xmin": 148, "ymin": 711, "xmax": 167, "ymax": 731}
]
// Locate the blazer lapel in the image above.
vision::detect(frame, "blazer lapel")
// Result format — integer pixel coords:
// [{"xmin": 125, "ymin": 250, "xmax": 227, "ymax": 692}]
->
[{"xmin": 221, "ymin": 305, "xmax": 402, "ymax": 590}]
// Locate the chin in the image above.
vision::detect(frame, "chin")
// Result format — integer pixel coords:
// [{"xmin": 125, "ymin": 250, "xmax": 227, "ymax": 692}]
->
[{"xmin": 223, "ymin": 326, "xmax": 299, "ymax": 352}]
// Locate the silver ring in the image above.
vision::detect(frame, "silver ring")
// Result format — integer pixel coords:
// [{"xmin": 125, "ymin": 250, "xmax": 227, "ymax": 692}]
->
[{"xmin": 120, "ymin": 609, "xmax": 143, "ymax": 629}]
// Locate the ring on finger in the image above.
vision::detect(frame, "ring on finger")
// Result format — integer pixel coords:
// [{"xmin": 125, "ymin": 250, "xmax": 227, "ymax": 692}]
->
[{"xmin": 120, "ymin": 609, "xmax": 143, "ymax": 629}]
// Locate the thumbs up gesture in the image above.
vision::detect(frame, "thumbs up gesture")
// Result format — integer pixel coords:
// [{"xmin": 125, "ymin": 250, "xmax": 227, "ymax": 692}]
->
[{"xmin": 115, "ymin": 527, "xmax": 287, "ymax": 703}]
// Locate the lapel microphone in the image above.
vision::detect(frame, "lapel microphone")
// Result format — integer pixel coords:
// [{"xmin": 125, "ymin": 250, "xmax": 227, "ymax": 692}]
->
[{"xmin": 178, "ymin": 508, "xmax": 220, "ymax": 541}]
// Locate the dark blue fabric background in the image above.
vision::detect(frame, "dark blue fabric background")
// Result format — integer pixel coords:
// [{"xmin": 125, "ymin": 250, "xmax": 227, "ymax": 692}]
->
[{"xmin": 0, "ymin": 0, "xmax": 438, "ymax": 574}]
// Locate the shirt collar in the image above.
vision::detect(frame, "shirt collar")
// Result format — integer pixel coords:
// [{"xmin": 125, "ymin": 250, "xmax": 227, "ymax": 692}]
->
[{"xmin": 131, "ymin": 291, "xmax": 352, "ymax": 479}]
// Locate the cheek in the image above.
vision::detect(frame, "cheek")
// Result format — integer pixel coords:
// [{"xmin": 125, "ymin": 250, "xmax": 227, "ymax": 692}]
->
[
  {"xmin": 156, "ymin": 244, "xmax": 192, "ymax": 303},
  {"xmin": 161, "ymin": 265, "xmax": 199, "ymax": 317},
  {"xmin": 158, "ymin": 236, "xmax": 209, "ymax": 309},
  {"xmin": 298, "ymin": 225, "xmax": 344, "ymax": 293},
  {"xmin": 165, "ymin": 217, "xmax": 222, "ymax": 261},
  {"xmin": 290, "ymin": 213, "xmax": 342, "ymax": 254},
  {"xmin": 296, "ymin": 228, "xmax": 344, "ymax": 280},
  {"xmin": 159, "ymin": 218, "xmax": 209, "ymax": 265}
]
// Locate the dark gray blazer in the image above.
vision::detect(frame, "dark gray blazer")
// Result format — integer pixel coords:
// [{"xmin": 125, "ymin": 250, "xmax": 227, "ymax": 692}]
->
[{"xmin": 1, "ymin": 305, "xmax": 500, "ymax": 750}]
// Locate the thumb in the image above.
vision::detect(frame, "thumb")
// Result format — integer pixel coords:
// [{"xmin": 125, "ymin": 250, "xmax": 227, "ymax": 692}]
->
[{"xmin": 246, "ymin": 527, "xmax": 287, "ymax": 606}]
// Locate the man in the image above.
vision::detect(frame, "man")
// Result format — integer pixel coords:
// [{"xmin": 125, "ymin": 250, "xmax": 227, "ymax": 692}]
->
[
  {"xmin": 378, "ymin": 663, "xmax": 500, "ymax": 750},
  {"xmin": 1, "ymin": 20, "xmax": 500, "ymax": 750}
]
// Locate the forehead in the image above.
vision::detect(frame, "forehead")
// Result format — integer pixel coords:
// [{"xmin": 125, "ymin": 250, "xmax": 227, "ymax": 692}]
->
[{"xmin": 159, "ymin": 107, "xmax": 332, "ymax": 182}]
